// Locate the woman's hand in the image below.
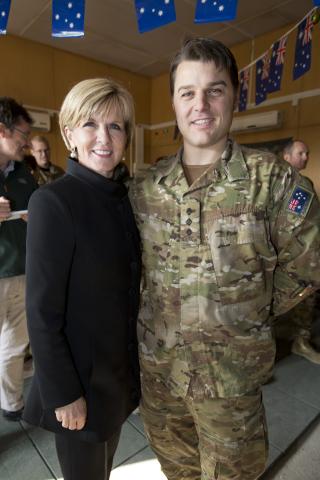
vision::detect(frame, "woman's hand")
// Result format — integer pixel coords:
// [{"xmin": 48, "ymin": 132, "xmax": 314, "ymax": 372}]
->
[{"xmin": 55, "ymin": 396, "xmax": 87, "ymax": 430}]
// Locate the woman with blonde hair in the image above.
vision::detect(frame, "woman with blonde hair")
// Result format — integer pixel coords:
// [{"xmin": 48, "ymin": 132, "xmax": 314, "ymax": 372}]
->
[{"xmin": 23, "ymin": 78, "xmax": 141, "ymax": 480}]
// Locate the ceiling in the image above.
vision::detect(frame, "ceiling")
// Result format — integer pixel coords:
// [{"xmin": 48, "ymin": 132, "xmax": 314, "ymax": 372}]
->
[{"xmin": 7, "ymin": 0, "xmax": 315, "ymax": 77}]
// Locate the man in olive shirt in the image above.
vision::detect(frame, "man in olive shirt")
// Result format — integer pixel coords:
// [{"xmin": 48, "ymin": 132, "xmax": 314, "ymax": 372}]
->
[
  {"xmin": 131, "ymin": 38, "xmax": 320, "ymax": 480},
  {"xmin": 30, "ymin": 135, "xmax": 64, "ymax": 185}
]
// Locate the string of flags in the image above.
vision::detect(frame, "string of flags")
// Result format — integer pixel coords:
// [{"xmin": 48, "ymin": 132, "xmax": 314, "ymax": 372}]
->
[
  {"xmin": 135, "ymin": 0, "xmax": 239, "ymax": 33},
  {"xmin": 0, "ymin": 0, "xmax": 240, "ymax": 37},
  {"xmin": 0, "ymin": 1, "xmax": 319, "ymax": 38},
  {"xmin": 0, "ymin": 0, "xmax": 319, "ymax": 100},
  {"xmin": 238, "ymin": 6, "xmax": 320, "ymax": 112}
]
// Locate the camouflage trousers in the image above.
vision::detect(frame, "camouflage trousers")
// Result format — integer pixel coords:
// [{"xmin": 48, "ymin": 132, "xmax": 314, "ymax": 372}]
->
[
  {"xmin": 140, "ymin": 368, "xmax": 268, "ymax": 480},
  {"xmin": 274, "ymin": 293, "xmax": 317, "ymax": 340}
]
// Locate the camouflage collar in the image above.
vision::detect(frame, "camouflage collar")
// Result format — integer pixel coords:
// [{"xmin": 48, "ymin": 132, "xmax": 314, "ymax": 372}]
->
[
  {"xmin": 153, "ymin": 149, "xmax": 182, "ymax": 185},
  {"xmin": 153, "ymin": 139, "xmax": 249, "ymax": 185},
  {"xmin": 223, "ymin": 140, "xmax": 250, "ymax": 182}
]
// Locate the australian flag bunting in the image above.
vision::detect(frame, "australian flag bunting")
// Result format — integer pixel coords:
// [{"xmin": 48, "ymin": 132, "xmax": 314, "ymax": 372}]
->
[
  {"xmin": 255, "ymin": 51, "xmax": 271, "ymax": 105},
  {"xmin": 135, "ymin": 0, "xmax": 176, "ymax": 33},
  {"xmin": 52, "ymin": 0, "xmax": 85, "ymax": 38},
  {"xmin": 293, "ymin": 15, "xmax": 313, "ymax": 80},
  {"xmin": 313, "ymin": 0, "xmax": 320, "ymax": 6},
  {"xmin": 0, "ymin": 0, "xmax": 11, "ymax": 35},
  {"xmin": 194, "ymin": 0, "xmax": 238, "ymax": 23},
  {"xmin": 238, "ymin": 67, "xmax": 250, "ymax": 112},
  {"xmin": 268, "ymin": 35, "xmax": 287, "ymax": 93}
]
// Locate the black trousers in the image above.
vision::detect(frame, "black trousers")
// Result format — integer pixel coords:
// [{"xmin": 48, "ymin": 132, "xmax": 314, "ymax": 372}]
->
[{"xmin": 55, "ymin": 429, "xmax": 121, "ymax": 480}]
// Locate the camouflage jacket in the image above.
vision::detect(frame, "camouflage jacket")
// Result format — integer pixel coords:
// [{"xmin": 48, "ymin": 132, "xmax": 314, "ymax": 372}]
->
[
  {"xmin": 32, "ymin": 163, "xmax": 64, "ymax": 186},
  {"xmin": 130, "ymin": 141, "xmax": 320, "ymax": 398}
]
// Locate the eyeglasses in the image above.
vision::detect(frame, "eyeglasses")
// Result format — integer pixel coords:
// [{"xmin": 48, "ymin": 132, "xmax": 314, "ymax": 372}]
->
[{"xmin": 12, "ymin": 126, "xmax": 31, "ymax": 141}]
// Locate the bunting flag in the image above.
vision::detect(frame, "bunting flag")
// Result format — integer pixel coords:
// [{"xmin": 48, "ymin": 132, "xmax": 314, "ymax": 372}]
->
[
  {"xmin": 255, "ymin": 50, "xmax": 271, "ymax": 105},
  {"xmin": 238, "ymin": 68, "xmax": 250, "ymax": 111},
  {"xmin": 0, "ymin": 0, "xmax": 11, "ymax": 35},
  {"xmin": 293, "ymin": 15, "xmax": 313, "ymax": 80},
  {"xmin": 268, "ymin": 35, "xmax": 288, "ymax": 93},
  {"xmin": 52, "ymin": 0, "xmax": 85, "ymax": 38},
  {"xmin": 313, "ymin": 0, "xmax": 320, "ymax": 6},
  {"xmin": 194, "ymin": 0, "xmax": 238, "ymax": 23},
  {"xmin": 135, "ymin": 0, "xmax": 176, "ymax": 33}
]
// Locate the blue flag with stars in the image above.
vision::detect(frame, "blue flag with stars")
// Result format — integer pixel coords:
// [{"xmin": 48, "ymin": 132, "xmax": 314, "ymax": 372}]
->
[
  {"xmin": 52, "ymin": 0, "xmax": 85, "ymax": 38},
  {"xmin": 0, "ymin": 0, "xmax": 11, "ymax": 35},
  {"xmin": 194, "ymin": 0, "xmax": 238, "ymax": 23},
  {"xmin": 268, "ymin": 35, "xmax": 287, "ymax": 93},
  {"xmin": 313, "ymin": 0, "xmax": 320, "ymax": 6},
  {"xmin": 287, "ymin": 186, "xmax": 313, "ymax": 216},
  {"xmin": 293, "ymin": 15, "xmax": 313, "ymax": 80},
  {"xmin": 135, "ymin": 0, "xmax": 176, "ymax": 33},
  {"xmin": 255, "ymin": 51, "xmax": 270, "ymax": 105},
  {"xmin": 238, "ymin": 67, "xmax": 250, "ymax": 112}
]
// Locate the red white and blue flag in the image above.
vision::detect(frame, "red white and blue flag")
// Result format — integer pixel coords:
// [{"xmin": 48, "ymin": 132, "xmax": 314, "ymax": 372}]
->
[
  {"xmin": 255, "ymin": 50, "xmax": 271, "ymax": 105},
  {"xmin": 0, "ymin": 0, "xmax": 11, "ymax": 35},
  {"xmin": 287, "ymin": 187, "xmax": 312, "ymax": 216},
  {"xmin": 268, "ymin": 35, "xmax": 288, "ymax": 93},
  {"xmin": 238, "ymin": 67, "xmax": 250, "ymax": 111},
  {"xmin": 293, "ymin": 15, "xmax": 313, "ymax": 80}
]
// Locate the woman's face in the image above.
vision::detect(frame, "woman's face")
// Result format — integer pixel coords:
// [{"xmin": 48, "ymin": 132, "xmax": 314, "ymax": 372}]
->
[{"xmin": 65, "ymin": 106, "xmax": 127, "ymax": 178}]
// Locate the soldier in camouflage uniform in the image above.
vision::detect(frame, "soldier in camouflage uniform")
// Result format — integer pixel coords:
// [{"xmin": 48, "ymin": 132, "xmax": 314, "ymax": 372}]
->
[
  {"xmin": 130, "ymin": 38, "xmax": 320, "ymax": 480},
  {"xmin": 30, "ymin": 135, "xmax": 64, "ymax": 185},
  {"xmin": 275, "ymin": 140, "xmax": 320, "ymax": 363}
]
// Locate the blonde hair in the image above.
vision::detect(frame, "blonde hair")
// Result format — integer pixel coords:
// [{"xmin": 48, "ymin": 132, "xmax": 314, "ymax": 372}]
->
[{"xmin": 59, "ymin": 78, "xmax": 135, "ymax": 150}]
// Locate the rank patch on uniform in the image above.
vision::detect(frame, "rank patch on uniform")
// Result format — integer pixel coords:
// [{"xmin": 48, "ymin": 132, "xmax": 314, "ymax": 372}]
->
[{"xmin": 287, "ymin": 186, "xmax": 313, "ymax": 216}]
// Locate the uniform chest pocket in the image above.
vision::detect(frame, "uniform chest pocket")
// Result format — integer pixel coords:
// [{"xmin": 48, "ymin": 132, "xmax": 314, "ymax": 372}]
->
[
  {"xmin": 139, "ymin": 213, "xmax": 174, "ymax": 272},
  {"xmin": 207, "ymin": 212, "xmax": 275, "ymax": 305}
]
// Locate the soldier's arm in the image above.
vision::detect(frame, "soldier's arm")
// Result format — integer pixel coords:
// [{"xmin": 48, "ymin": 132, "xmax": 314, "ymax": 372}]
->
[{"xmin": 270, "ymin": 167, "xmax": 320, "ymax": 316}]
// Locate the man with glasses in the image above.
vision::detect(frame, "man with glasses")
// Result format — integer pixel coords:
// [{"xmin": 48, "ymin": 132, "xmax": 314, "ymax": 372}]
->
[
  {"xmin": 29, "ymin": 135, "xmax": 64, "ymax": 185},
  {"xmin": 0, "ymin": 97, "xmax": 37, "ymax": 421}
]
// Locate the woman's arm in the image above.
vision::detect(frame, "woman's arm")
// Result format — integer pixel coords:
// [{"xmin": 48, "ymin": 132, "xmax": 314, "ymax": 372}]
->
[{"xmin": 26, "ymin": 186, "xmax": 84, "ymax": 412}]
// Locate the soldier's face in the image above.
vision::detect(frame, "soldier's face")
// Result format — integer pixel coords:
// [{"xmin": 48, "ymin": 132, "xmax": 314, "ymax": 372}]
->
[
  {"xmin": 31, "ymin": 140, "xmax": 51, "ymax": 168},
  {"xmin": 285, "ymin": 141, "xmax": 309, "ymax": 171},
  {"xmin": 172, "ymin": 60, "xmax": 236, "ymax": 153}
]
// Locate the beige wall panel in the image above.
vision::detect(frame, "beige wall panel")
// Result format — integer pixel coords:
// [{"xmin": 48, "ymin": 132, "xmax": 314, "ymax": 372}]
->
[{"xmin": 0, "ymin": 35, "xmax": 55, "ymax": 108}]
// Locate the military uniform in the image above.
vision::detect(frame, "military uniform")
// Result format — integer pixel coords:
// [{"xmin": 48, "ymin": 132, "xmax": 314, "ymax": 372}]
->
[
  {"xmin": 32, "ymin": 163, "xmax": 64, "ymax": 186},
  {"xmin": 131, "ymin": 140, "xmax": 320, "ymax": 480},
  {"xmin": 274, "ymin": 174, "xmax": 320, "ymax": 363}
]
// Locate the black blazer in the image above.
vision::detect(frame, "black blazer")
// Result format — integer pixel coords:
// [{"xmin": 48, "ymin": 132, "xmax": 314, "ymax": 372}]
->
[{"xmin": 23, "ymin": 159, "xmax": 141, "ymax": 443}]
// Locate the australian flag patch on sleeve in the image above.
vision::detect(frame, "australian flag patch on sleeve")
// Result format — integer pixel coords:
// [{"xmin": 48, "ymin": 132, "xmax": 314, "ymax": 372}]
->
[{"xmin": 287, "ymin": 186, "xmax": 314, "ymax": 216}]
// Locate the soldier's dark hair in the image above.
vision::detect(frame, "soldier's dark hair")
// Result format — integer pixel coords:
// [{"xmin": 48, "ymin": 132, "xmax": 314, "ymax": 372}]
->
[
  {"xmin": 0, "ymin": 97, "xmax": 33, "ymax": 128},
  {"xmin": 169, "ymin": 37, "xmax": 239, "ymax": 96}
]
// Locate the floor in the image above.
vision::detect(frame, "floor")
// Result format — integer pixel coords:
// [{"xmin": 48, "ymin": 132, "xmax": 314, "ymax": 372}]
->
[{"xmin": 1, "ymin": 331, "xmax": 320, "ymax": 480}]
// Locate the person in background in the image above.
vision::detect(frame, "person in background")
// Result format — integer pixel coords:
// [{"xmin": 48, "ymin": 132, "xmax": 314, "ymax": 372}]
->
[
  {"xmin": 131, "ymin": 38, "xmax": 320, "ymax": 480},
  {"xmin": 29, "ymin": 135, "xmax": 64, "ymax": 185},
  {"xmin": 23, "ymin": 78, "xmax": 141, "ymax": 480},
  {"xmin": 283, "ymin": 139, "xmax": 309, "ymax": 171},
  {"xmin": 0, "ymin": 97, "xmax": 37, "ymax": 421},
  {"xmin": 276, "ymin": 139, "xmax": 320, "ymax": 363}
]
